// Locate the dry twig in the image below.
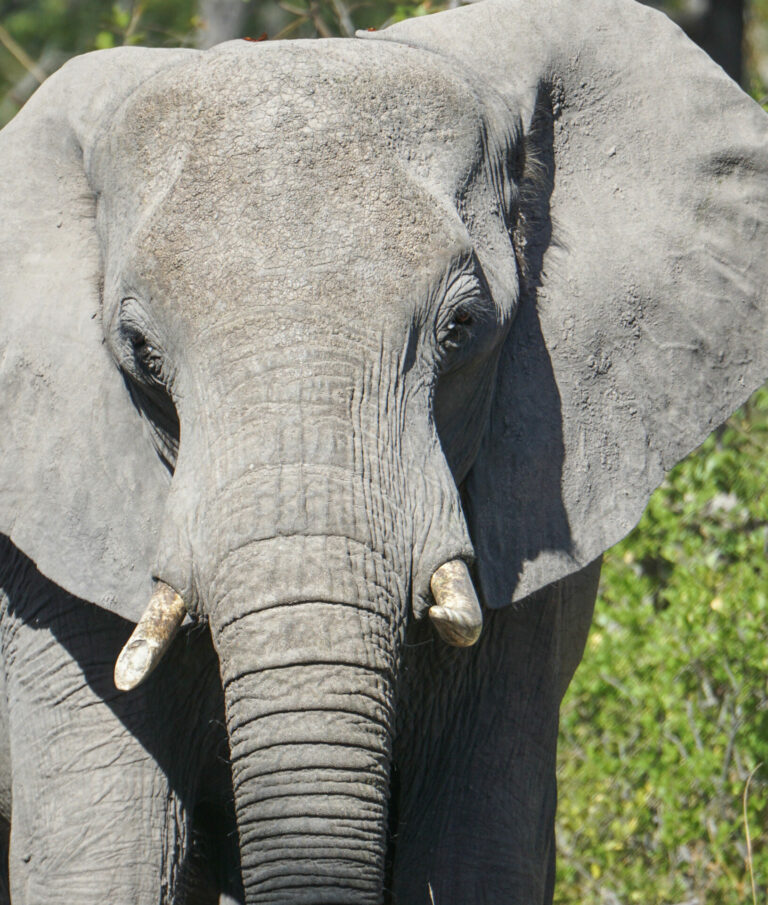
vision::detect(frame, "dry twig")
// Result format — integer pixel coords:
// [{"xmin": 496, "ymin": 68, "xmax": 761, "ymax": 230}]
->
[
  {"xmin": 743, "ymin": 762, "xmax": 762, "ymax": 905},
  {"xmin": 0, "ymin": 24, "xmax": 46, "ymax": 84}
]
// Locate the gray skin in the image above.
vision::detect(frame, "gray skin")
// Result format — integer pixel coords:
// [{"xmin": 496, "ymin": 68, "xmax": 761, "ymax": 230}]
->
[{"xmin": 0, "ymin": 1, "xmax": 767, "ymax": 903}]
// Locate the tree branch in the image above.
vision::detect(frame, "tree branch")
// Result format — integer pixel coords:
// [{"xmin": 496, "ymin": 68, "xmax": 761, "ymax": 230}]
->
[
  {"xmin": 331, "ymin": 0, "xmax": 355, "ymax": 36},
  {"xmin": 0, "ymin": 24, "xmax": 46, "ymax": 84}
]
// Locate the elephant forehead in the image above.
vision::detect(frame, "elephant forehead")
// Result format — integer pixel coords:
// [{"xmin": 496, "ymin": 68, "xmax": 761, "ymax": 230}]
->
[
  {"xmin": 114, "ymin": 39, "xmax": 486, "ymax": 189},
  {"xmin": 100, "ymin": 40, "xmax": 485, "ymax": 318}
]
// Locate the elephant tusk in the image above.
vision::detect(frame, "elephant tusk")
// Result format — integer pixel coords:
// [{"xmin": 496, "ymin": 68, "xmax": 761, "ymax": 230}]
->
[
  {"xmin": 428, "ymin": 559, "xmax": 483, "ymax": 647},
  {"xmin": 114, "ymin": 581, "xmax": 187, "ymax": 691}
]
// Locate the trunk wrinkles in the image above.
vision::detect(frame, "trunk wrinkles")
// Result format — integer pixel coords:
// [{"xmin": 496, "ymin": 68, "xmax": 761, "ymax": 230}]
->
[
  {"xmin": 209, "ymin": 534, "xmax": 406, "ymax": 905},
  {"xmin": 171, "ymin": 337, "xmax": 461, "ymax": 902}
]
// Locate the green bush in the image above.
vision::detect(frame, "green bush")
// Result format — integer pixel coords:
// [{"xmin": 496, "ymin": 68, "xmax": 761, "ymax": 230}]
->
[{"xmin": 557, "ymin": 384, "xmax": 768, "ymax": 904}]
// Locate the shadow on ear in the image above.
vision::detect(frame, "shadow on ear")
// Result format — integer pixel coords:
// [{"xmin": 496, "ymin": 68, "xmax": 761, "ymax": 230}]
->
[
  {"xmin": 364, "ymin": 0, "xmax": 768, "ymax": 607},
  {"xmin": 0, "ymin": 48, "xmax": 195, "ymax": 622},
  {"xmin": 463, "ymin": 86, "xmax": 576, "ymax": 608}
]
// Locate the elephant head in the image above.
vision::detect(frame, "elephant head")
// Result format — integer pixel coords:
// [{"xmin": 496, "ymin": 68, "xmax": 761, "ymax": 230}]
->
[{"xmin": 1, "ymin": 0, "xmax": 767, "ymax": 901}]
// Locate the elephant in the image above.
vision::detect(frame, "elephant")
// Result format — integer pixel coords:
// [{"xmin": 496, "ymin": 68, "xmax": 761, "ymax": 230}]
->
[{"xmin": 0, "ymin": 0, "xmax": 767, "ymax": 902}]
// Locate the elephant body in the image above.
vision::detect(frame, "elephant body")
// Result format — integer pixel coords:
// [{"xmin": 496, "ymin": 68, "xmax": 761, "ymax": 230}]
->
[{"xmin": 0, "ymin": 0, "xmax": 766, "ymax": 902}]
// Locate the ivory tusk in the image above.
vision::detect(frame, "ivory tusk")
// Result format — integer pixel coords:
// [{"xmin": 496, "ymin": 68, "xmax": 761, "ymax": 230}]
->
[
  {"xmin": 428, "ymin": 559, "xmax": 483, "ymax": 647},
  {"xmin": 114, "ymin": 581, "xmax": 186, "ymax": 691}
]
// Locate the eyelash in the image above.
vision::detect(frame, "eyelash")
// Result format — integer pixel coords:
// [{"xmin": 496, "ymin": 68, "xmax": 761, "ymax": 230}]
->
[
  {"xmin": 130, "ymin": 332, "xmax": 165, "ymax": 382},
  {"xmin": 439, "ymin": 305, "xmax": 475, "ymax": 353},
  {"xmin": 445, "ymin": 308, "xmax": 474, "ymax": 332}
]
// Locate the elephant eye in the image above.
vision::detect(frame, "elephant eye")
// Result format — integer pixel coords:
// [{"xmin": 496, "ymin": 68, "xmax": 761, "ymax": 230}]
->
[
  {"xmin": 447, "ymin": 309, "xmax": 474, "ymax": 332},
  {"xmin": 439, "ymin": 307, "xmax": 475, "ymax": 352},
  {"xmin": 130, "ymin": 332, "xmax": 165, "ymax": 382},
  {"xmin": 117, "ymin": 299, "xmax": 168, "ymax": 386},
  {"xmin": 435, "ymin": 263, "xmax": 504, "ymax": 373}
]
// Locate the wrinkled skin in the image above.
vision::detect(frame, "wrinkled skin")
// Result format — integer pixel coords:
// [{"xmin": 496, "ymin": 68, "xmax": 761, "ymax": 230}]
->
[
  {"xmin": 0, "ymin": 539, "xmax": 238, "ymax": 904},
  {"xmin": 0, "ymin": 1, "xmax": 767, "ymax": 903},
  {"xmin": 0, "ymin": 540, "xmax": 597, "ymax": 904}
]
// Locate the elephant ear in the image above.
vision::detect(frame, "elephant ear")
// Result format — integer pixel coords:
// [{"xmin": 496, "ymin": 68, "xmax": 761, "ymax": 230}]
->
[
  {"xmin": 363, "ymin": 0, "xmax": 768, "ymax": 606},
  {"xmin": 0, "ymin": 47, "xmax": 196, "ymax": 621}
]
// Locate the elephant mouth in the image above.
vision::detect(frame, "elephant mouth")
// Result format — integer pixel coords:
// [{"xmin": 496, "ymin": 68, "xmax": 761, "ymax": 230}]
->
[{"xmin": 113, "ymin": 560, "xmax": 483, "ymax": 692}]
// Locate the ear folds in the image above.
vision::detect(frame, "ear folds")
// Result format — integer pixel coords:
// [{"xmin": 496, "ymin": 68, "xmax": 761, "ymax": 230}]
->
[
  {"xmin": 0, "ymin": 48, "xmax": 195, "ymax": 621},
  {"xmin": 364, "ymin": 0, "xmax": 768, "ymax": 606}
]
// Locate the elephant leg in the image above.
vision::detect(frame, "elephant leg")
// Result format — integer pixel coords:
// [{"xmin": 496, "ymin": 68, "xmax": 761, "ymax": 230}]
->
[
  {"xmin": 0, "ymin": 542, "xmax": 192, "ymax": 905},
  {"xmin": 391, "ymin": 560, "xmax": 600, "ymax": 905}
]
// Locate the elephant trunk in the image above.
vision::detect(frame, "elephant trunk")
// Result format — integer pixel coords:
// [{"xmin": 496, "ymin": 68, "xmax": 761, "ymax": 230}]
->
[
  {"xmin": 147, "ymin": 338, "xmax": 474, "ymax": 900},
  {"xmin": 208, "ymin": 535, "xmax": 403, "ymax": 904}
]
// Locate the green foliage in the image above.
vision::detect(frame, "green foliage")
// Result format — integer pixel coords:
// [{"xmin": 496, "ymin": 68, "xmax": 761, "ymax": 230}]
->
[
  {"xmin": 1, "ymin": 0, "xmax": 197, "ymax": 52},
  {"xmin": 558, "ymin": 385, "xmax": 768, "ymax": 903},
  {"xmin": 0, "ymin": 1, "xmax": 199, "ymax": 122},
  {"xmin": 388, "ymin": 1, "xmax": 436, "ymax": 24},
  {"xmin": 748, "ymin": 0, "xmax": 768, "ymax": 101}
]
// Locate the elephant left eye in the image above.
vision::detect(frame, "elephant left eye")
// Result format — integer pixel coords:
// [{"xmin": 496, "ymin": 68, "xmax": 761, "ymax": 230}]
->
[
  {"xmin": 440, "ymin": 311, "xmax": 472, "ymax": 347},
  {"xmin": 438, "ymin": 307, "xmax": 475, "ymax": 354},
  {"xmin": 446, "ymin": 309, "xmax": 474, "ymax": 334}
]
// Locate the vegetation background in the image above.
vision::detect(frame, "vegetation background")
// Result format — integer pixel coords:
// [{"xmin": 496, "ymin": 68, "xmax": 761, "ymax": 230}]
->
[{"xmin": 0, "ymin": 0, "xmax": 765, "ymax": 902}]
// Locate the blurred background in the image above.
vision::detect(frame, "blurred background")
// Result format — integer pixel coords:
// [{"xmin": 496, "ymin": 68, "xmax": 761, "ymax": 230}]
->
[{"xmin": 0, "ymin": 0, "xmax": 766, "ymax": 901}]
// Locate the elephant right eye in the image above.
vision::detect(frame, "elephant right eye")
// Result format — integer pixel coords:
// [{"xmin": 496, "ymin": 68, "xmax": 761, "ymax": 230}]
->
[
  {"xmin": 119, "ymin": 321, "xmax": 166, "ymax": 386},
  {"xmin": 117, "ymin": 299, "xmax": 168, "ymax": 386},
  {"xmin": 130, "ymin": 333, "xmax": 165, "ymax": 383}
]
